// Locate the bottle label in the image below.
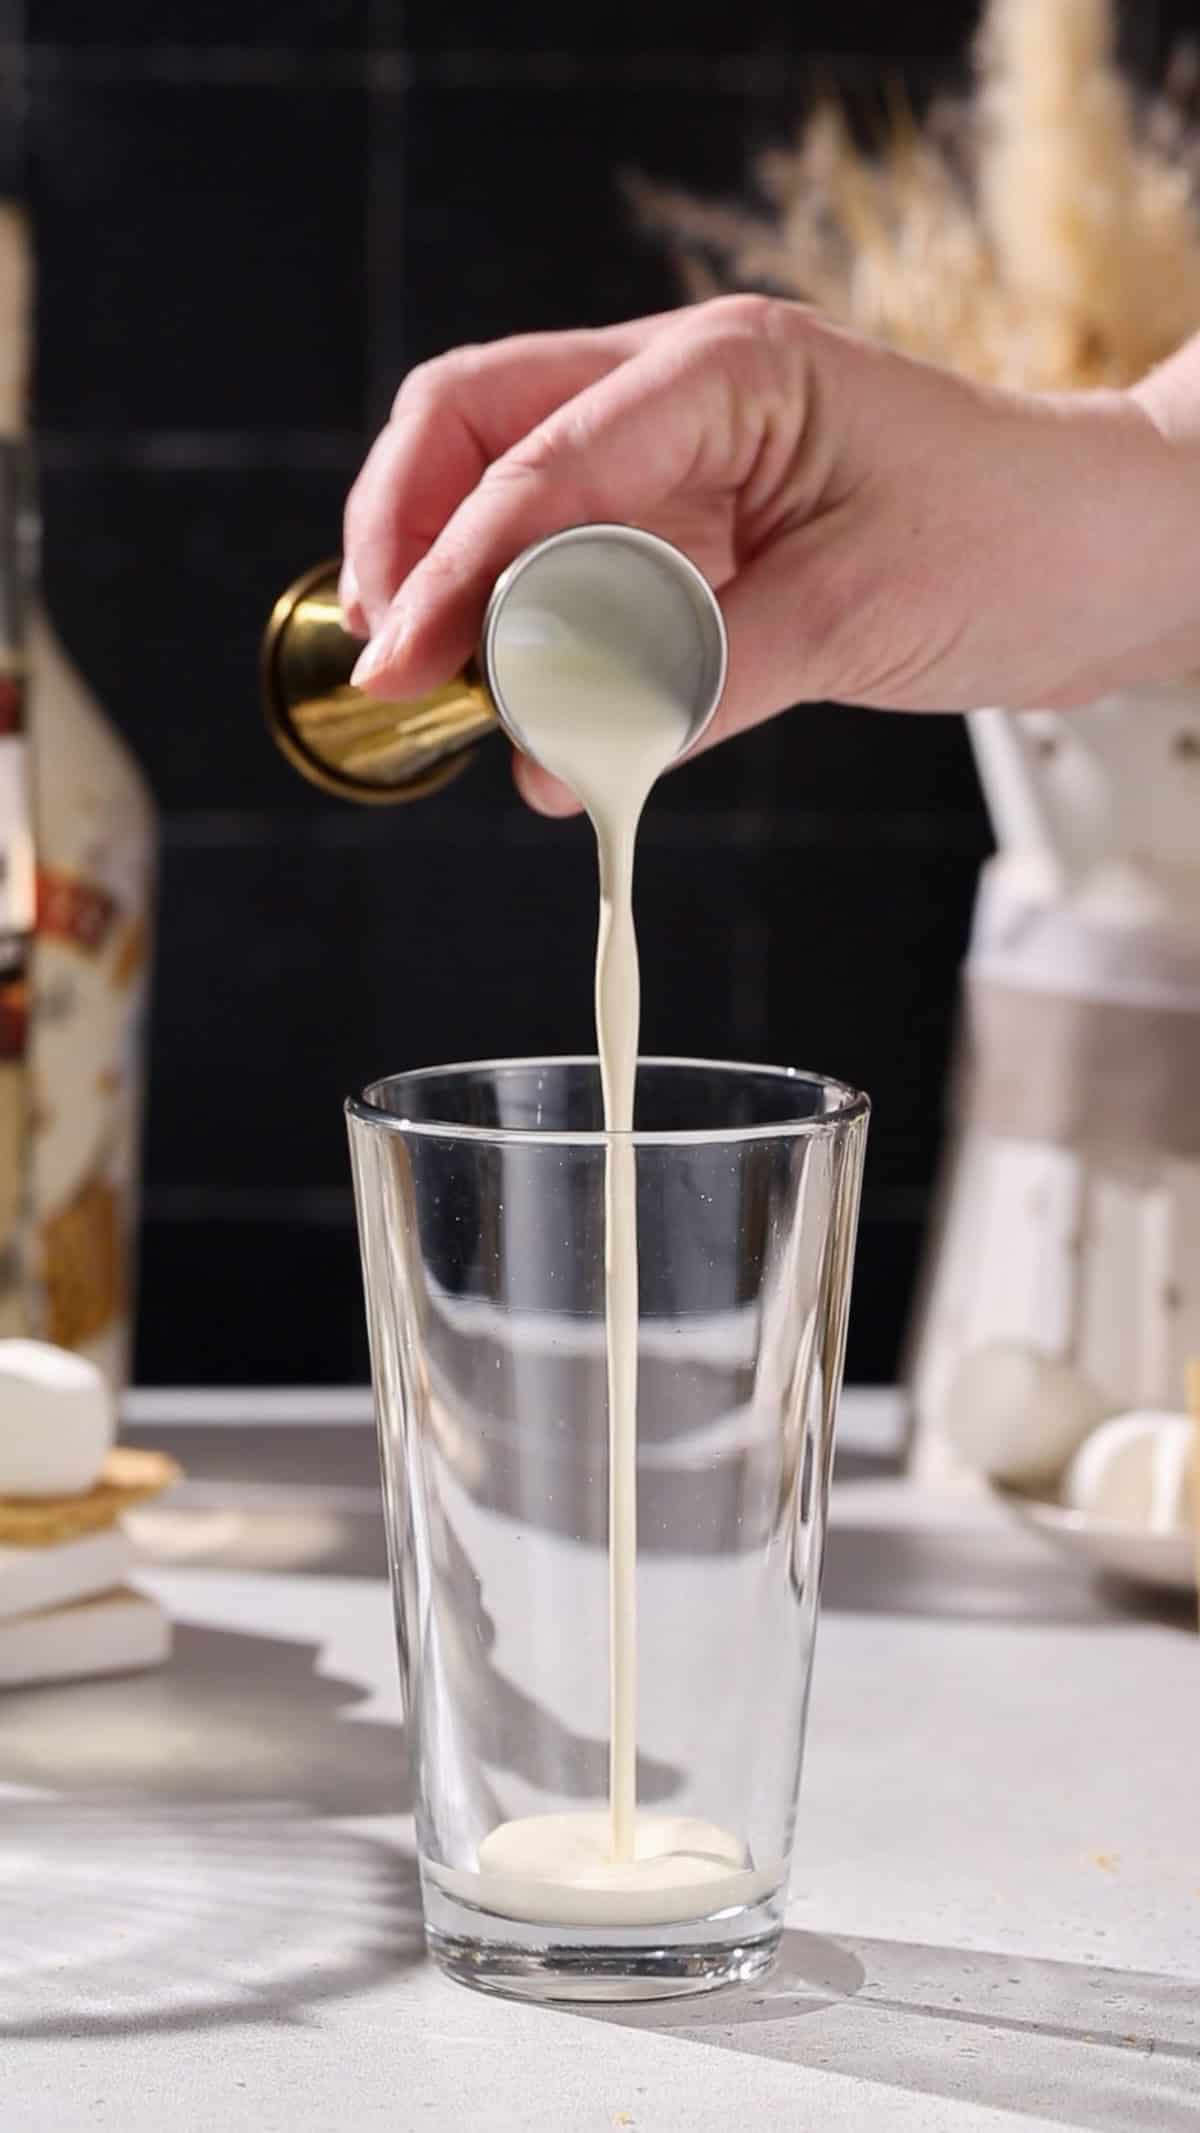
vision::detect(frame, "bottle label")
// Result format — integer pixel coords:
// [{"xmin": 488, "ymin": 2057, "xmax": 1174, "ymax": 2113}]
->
[
  {"xmin": 0, "ymin": 705, "xmax": 35, "ymax": 937},
  {"xmin": 0, "ymin": 667, "xmax": 31, "ymax": 1338},
  {"xmin": 36, "ymin": 869, "xmax": 120, "ymax": 957}
]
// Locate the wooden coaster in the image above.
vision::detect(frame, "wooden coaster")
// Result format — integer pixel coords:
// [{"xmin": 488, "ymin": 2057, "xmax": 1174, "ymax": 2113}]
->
[{"xmin": 0, "ymin": 1446, "xmax": 181, "ymax": 1547}]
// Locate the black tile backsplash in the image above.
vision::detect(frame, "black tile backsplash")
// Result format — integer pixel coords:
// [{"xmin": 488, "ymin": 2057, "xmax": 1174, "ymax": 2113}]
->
[
  {"xmin": 17, "ymin": 0, "xmax": 1014, "ymax": 1386},
  {"xmin": 398, "ymin": 80, "xmax": 755, "ymax": 368},
  {"xmin": 399, "ymin": 1, "xmax": 980, "ymax": 60},
  {"xmin": 39, "ymin": 463, "xmax": 356, "ymax": 812},
  {"xmin": 27, "ymin": 74, "xmax": 368, "ymax": 433},
  {"xmin": 844, "ymin": 1213, "xmax": 927, "ymax": 1387},
  {"xmin": 136, "ymin": 1216, "xmax": 368, "ymax": 1385},
  {"xmin": 358, "ymin": 817, "xmax": 601, "ymax": 1070},
  {"xmin": 26, "ymin": 2, "xmax": 369, "ymax": 47},
  {"xmin": 763, "ymin": 840, "xmax": 979, "ymax": 1197},
  {"xmin": 146, "ymin": 833, "xmax": 374, "ymax": 1195},
  {"xmin": 764, "ymin": 700, "xmax": 984, "ymax": 821}
]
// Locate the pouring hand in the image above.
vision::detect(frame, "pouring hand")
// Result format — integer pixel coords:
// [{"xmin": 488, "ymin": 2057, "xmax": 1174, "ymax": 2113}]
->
[{"xmin": 343, "ymin": 297, "xmax": 1200, "ymax": 815}]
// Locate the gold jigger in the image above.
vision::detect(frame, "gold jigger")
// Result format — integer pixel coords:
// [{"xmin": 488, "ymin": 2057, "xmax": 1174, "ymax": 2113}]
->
[
  {"xmin": 263, "ymin": 531, "xmax": 728, "ymax": 805},
  {"xmin": 261, "ymin": 560, "xmax": 498, "ymax": 804}
]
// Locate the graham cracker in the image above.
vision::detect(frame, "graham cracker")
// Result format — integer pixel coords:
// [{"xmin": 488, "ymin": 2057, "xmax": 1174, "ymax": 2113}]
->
[{"xmin": 0, "ymin": 1446, "xmax": 181, "ymax": 1546}]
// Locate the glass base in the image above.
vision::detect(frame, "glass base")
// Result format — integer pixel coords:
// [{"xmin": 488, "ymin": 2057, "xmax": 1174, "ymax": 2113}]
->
[
  {"xmin": 423, "ymin": 1878, "xmax": 783, "ymax": 2002},
  {"xmin": 428, "ymin": 1925, "xmax": 780, "ymax": 2002}
]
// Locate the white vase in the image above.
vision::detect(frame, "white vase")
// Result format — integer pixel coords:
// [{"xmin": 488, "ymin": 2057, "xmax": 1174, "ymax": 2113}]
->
[{"xmin": 907, "ymin": 681, "xmax": 1200, "ymax": 1488}]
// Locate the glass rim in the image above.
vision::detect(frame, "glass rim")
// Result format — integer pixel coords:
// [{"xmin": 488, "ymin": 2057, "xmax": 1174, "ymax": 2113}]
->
[{"xmin": 345, "ymin": 1053, "xmax": 870, "ymax": 1148}]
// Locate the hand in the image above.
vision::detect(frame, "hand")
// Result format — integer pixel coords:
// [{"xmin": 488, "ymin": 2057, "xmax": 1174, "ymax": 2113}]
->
[{"xmin": 342, "ymin": 297, "xmax": 1200, "ymax": 814}]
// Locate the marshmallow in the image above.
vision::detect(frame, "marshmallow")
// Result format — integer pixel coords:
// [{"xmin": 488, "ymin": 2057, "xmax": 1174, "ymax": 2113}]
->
[
  {"xmin": 0, "ymin": 1529, "xmax": 135, "ymax": 1620},
  {"xmin": 1065, "ymin": 1410, "xmax": 1196, "ymax": 1533},
  {"xmin": 0, "ymin": 1341, "xmax": 115, "ymax": 1497},
  {"xmin": 942, "ymin": 1341, "xmax": 1110, "ymax": 1489},
  {"xmin": 0, "ymin": 1587, "xmax": 170, "ymax": 1687}
]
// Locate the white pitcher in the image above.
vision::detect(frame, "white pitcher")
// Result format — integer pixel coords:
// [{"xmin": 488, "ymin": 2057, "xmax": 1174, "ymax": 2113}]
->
[{"xmin": 908, "ymin": 683, "xmax": 1200, "ymax": 1486}]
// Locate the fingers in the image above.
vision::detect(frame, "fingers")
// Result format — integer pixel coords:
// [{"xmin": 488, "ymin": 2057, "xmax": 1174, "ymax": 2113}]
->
[
  {"xmin": 352, "ymin": 305, "xmax": 790, "ymax": 698},
  {"xmin": 342, "ymin": 319, "xmax": 667, "ymax": 634},
  {"xmin": 705, "ymin": 522, "xmax": 845, "ymax": 739}
]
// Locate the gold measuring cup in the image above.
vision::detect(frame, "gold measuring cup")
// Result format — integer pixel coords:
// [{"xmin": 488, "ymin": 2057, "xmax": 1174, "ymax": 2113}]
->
[
  {"xmin": 262, "ymin": 529, "xmax": 728, "ymax": 805},
  {"xmin": 261, "ymin": 560, "xmax": 497, "ymax": 804}
]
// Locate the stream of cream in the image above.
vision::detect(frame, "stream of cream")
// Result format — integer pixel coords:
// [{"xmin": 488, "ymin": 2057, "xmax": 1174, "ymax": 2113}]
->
[{"xmin": 439, "ymin": 606, "xmax": 767, "ymax": 1928}]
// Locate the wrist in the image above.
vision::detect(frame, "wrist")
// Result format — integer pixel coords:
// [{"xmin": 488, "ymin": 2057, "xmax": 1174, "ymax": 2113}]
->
[
  {"xmin": 1122, "ymin": 380, "xmax": 1200, "ymax": 687},
  {"xmin": 1044, "ymin": 384, "xmax": 1200, "ymax": 701}
]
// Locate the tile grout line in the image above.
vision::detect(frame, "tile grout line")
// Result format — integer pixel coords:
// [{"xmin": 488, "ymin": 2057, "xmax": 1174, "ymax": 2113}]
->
[
  {"xmin": 7, "ymin": 42, "xmax": 957, "ymax": 93},
  {"xmin": 1, "ymin": 13, "xmax": 27, "ymax": 200},
  {"xmin": 153, "ymin": 807, "xmax": 989, "ymax": 855},
  {"xmin": 364, "ymin": 0, "xmax": 407, "ymax": 433},
  {"xmin": 39, "ymin": 430, "xmax": 363, "ymax": 472}
]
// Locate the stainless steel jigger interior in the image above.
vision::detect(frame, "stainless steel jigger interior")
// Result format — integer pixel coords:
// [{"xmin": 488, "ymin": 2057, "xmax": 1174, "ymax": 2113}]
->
[
  {"xmin": 261, "ymin": 524, "xmax": 726, "ymax": 804},
  {"xmin": 482, "ymin": 522, "xmax": 727, "ymax": 764}
]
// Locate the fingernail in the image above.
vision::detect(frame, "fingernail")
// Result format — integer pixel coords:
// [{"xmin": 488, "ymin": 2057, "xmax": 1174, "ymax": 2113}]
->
[
  {"xmin": 350, "ymin": 636, "xmax": 389, "ymax": 688},
  {"xmin": 338, "ymin": 559, "xmax": 360, "ymax": 617}
]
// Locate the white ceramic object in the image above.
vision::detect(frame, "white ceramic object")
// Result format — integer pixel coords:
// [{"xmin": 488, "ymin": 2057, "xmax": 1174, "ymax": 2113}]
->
[
  {"xmin": 942, "ymin": 1341, "xmax": 1110, "ymax": 1487},
  {"xmin": 995, "ymin": 1486, "xmax": 1196, "ymax": 1595},
  {"xmin": 1064, "ymin": 1409, "xmax": 1195, "ymax": 1531},
  {"xmin": 0, "ymin": 1586, "xmax": 169, "ymax": 1685},
  {"xmin": 0, "ymin": 1527, "xmax": 134, "ymax": 1620},
  {"xmin": 0, "ymin": 1338, "xmax": 114, "ymax": 1496},
  {"xmin": 910, "ymin": 683, "xmax": 1200, "ymax": 1488}
]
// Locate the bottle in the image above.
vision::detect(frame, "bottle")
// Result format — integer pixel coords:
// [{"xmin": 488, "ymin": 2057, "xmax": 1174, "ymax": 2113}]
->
[
  {"xmin": 0, "ymin": 434, "xmax": 34, "ymax": 1338},
  {"xmin": 0, "ymin": 204, "xmax": 157, "ymax": 1392}
]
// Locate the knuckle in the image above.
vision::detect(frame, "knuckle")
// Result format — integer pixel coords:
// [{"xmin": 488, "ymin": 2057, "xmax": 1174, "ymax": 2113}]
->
[
  {"xmin": 693, "ymin": 294, "xmax": 807, "ymax": 376},
  {"xmin": 472, "ymin": 423, "xmax": 607, "ymax": 534},
  {"xmin": 483, "ymin": 420, "xmax": 574, "ymax": 499},
  {"xmin": 390, "ymin": 344, "xmax": 484, "ymax": 420},
  {"xmin": 695, "ymin": 291, "xmax": 784, "ymax": 340},
  {"xmin": 497, "ymin": 416, "xmax": 607, "ymax": 519},
  {"xmin": 688, "ymin": 293, "xmax": 810, "ymax": 410},
  {"xmin": 410, "ymin": 540, "xmax": 462, "ymax": 596},
  {"xmin": 501, "ymin": 422, "xmax": 565, "ymax": 482}
]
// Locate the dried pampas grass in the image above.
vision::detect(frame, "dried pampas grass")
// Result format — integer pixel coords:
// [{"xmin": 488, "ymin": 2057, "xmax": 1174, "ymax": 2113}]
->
[{"xmin": 631, "ymin": 0, "xmax": 1200, "ymax": 391}]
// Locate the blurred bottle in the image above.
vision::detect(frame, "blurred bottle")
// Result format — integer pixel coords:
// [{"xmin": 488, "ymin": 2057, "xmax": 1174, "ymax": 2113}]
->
[
  {"xmin": 0, "ymin": 434, "xmax": 34, "ymax": 1338},
  {"xmin": 0, "ymin": 204, "xmax": 157, "ymax": 1392}
]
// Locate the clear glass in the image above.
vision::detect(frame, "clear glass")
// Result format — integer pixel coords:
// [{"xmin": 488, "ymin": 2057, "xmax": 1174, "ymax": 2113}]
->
[{"xmin": 347, "ymin": 1057, "xmax": 868, "ymax": 2002}]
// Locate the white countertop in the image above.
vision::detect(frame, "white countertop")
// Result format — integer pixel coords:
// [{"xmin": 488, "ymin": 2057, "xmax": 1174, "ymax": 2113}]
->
[{"xmin": 2, "ymin": 1391, "xmax": 1198, "ymax": 2133}]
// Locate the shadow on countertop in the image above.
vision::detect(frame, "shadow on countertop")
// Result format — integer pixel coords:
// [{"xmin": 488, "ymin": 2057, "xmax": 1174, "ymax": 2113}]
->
[
  {"xmin": 0, "ymin": 1607, "xmax": 423, "ymax": 2040},
  {"xmin": 0, "ymin": 1797, "xmax": 424, "ymax": 2041},
  {"xmin": 821, "ymin": 1518, "xmax": 1196, "ymax": 1631},
  {"xmin": 0, "ymin": 1618, "xmax": 410, "ymax": 1813},
  {"xmin": 579, "ymin": 1927, "xmax": 1200, "ymax": 2133}
]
